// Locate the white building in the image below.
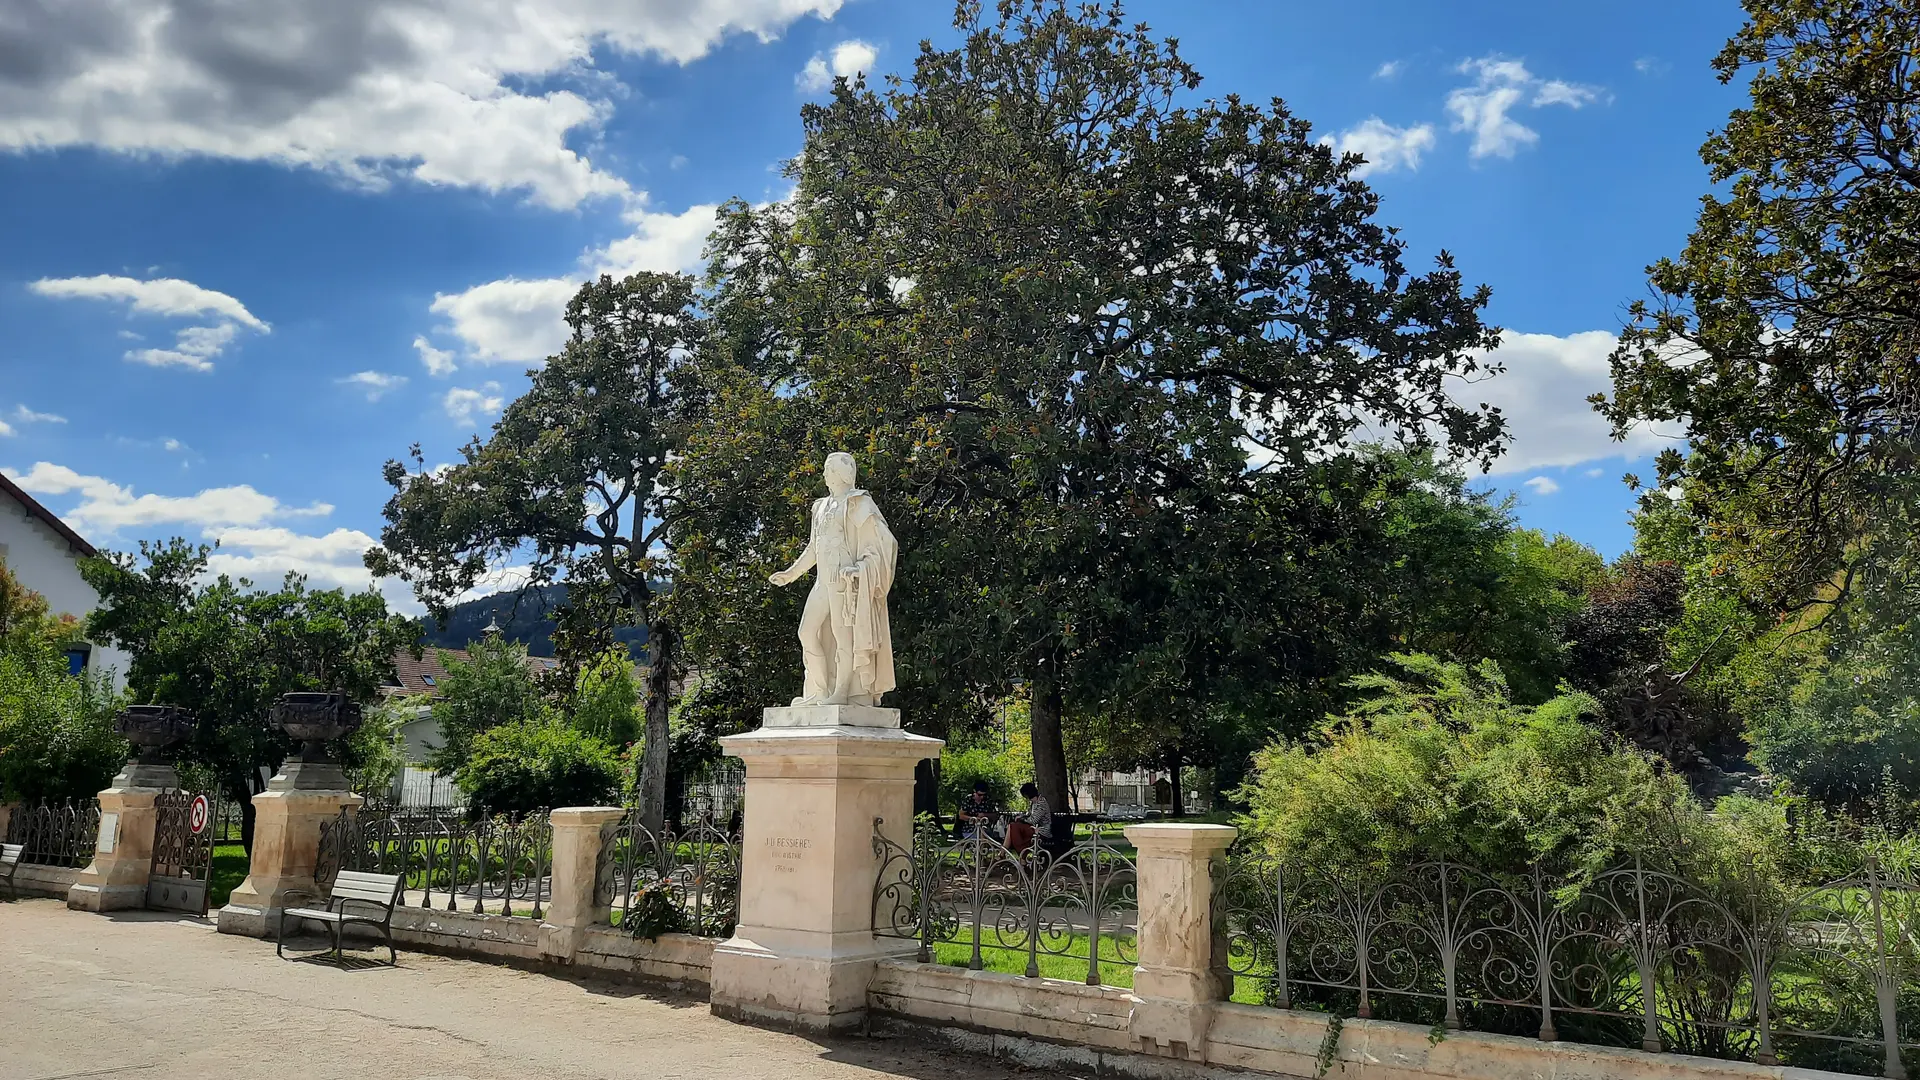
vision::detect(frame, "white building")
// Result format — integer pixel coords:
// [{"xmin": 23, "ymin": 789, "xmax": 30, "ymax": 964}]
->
[{"xmin": 0, "ymin": 471, "xmax": 129, "ymax": 687}]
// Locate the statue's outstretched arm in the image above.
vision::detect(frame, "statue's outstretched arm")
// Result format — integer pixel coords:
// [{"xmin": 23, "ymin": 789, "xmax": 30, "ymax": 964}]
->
[{"xmin": 770, "ymin": 535, "xmax": 817, "ymax": 586}]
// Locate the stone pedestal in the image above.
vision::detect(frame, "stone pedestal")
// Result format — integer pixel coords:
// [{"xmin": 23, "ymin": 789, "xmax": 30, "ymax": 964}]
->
[
  {"xmin": 67, "ymin": 761, "xmax": 177, "ymax": 912},
  {"xmin": 1126, "ymin": 823, "xmax": 1239, "ymax": 1062},
  {"xmin": 709, "ymin": 706, "xmax": 942, "ymax": 1031},
  {"xmin": 216, "ymin": 764, "xmax": 362, "ymax": 938},
  {"xmin": 539, "ymin": 806, "xmax": 626, "ymax": 961}
]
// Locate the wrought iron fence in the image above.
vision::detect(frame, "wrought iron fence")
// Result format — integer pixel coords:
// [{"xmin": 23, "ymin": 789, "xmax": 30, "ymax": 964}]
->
[
  {"xmin": 4, "ymin": 799, "xmax": 99, "ymax": 867},
  {"xmin": 872, "ymin": 815, "xmax": 1138, "ymax": 986},
  {"xmin": 1216, "ymin": 849, "xmax": 1920, "ymax": 1078},
  {"xmin": 315, "ymin": 806, "xmax": 552, "ymax": 918},
  {"xmin": 596, "ymin": 811, "xmax": 741, "ymax": 938}
]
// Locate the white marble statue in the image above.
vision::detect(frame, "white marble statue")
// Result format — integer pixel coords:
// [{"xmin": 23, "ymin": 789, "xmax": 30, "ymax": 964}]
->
[{"xmin": 768, "ymin": 452, "xmax": 898, "ymax": 706}]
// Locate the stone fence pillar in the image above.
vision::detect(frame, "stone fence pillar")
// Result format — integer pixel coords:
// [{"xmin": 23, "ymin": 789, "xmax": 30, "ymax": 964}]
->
[
  {"xmin": 1125, "ymin": 823, "xmax": 1239, "ymax": 1062},
  {"xmin": 0, "ymin": 802, "xmax": 14, "ymax": 841},
  {"xmin": 710, "ymin": 705, "xmax": 943, "ymax": 1031},
  {"xmin": 539, "ymin": 806, "xmax": 626, "ymax": 962},
  {"xmin": 68, "ymin": 758, "xmax": 178, "ymax": 912},
  {"xmin": 217, "ymin": 760, "xmax": 362, "ymax": 938}
]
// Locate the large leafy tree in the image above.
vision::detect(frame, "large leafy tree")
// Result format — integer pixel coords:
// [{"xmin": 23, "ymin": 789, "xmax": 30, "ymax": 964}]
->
[
  {"xmin": 83, "ymin": 539, "xmax": 416, "ymax": 845},
  {"xmin": 367, "ymin": 271, "xmax": 700, "ymax": 830},
  {"xmin": 677, "ymin": 0, "xmax": 1506, "ymax": 809},
  {"xmin": 1599, "ymin": 0, "xmax": 1920, "ymax": 640}
]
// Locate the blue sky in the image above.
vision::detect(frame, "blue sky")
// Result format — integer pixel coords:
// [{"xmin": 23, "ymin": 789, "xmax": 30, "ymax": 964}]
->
[{"xmin": 0, "ymin": 0, "xmax": 1742, "ymax": 612}]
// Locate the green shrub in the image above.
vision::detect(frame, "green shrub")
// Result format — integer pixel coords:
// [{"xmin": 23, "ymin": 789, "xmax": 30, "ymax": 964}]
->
[
  {"xmin": 1236, "ymin": 653, "xmax": 1696, "ymax": 879},
  {"xmin": 455, "ymin": 719, "xmax": 622, "ymax": 817},
  {"xmin": 940, "ymin": 745, "xmax": 1015, "ymax": 812},
  {"xmin": 0, "ymin": 635, "xmax": 126, "ymax": 802}
]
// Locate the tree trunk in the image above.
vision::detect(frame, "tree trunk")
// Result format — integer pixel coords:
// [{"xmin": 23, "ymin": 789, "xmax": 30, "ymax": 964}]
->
[
  {"xmin": 1166, "ymin": 746, "xmax": 1183, "ymax": 818},
  {"xmin": 1030, "ymin": 658, "xmax": 1070, "ymax": 815},
  {"xmin": 639, "ymin": 620, "xmax": 676, "ymax": 833}
]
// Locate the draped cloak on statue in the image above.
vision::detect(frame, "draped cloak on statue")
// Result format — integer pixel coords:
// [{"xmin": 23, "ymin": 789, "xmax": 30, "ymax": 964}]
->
[{"xmin": 807, "ymin": 489, "xmax": 897, "ymax": 699}]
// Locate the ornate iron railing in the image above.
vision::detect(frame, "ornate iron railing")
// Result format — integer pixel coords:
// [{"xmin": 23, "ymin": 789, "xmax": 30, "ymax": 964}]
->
[
  {"xmin": 4, "ymin": 799, "xmax": 100, "ymax": 868},
  {"xmin": 872, "ymin": 815, "xmax": 1138, "ymax": 986},
  {"xmin": 1216, "ymin": 849, "xmax": 1920, "ymax": 1078},
  {"xmin": 315, "ymin": 806, "xmax": 552, "ymax": 919},
  {"xmin": 596, "ymin": 812, "xmax": 741, "ymax": 938}
]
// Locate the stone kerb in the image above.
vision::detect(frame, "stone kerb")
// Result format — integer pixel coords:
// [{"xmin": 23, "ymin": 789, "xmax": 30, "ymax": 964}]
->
[
  {"xmin": 67, "ymin": 760, "xmax": 178, "ymax": 912},
  {"xmin": 539, "ymin": 805, "xmax": 626, "ymax": 962},
  {"xmin": 1123, "ymin": 822, "xmax": 1239, "ymax": 1062}
]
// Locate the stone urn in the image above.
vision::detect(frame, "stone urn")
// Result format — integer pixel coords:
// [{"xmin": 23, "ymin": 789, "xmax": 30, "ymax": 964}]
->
[
  {"xmin": 267, "ymin": 692, "xmax": 363, "ymax": 790},
  {"xmin": 115, "ymin": 704, "xmax": 197, "ymax": 762},
  {"xmin": 111, "ymin": 704, "xmax": 197, "ymax": 787}
]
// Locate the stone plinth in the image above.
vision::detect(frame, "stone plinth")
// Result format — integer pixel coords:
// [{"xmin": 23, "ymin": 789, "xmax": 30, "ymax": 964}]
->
[
  {"xmin": 760, "ymin": 704, "xmax": 901, "ymax": 730},
  {"xmin": 67, "ymin": 761, "xmax": 177, "ymax": 912},
  {"xmin": 1125, "ymin": 823, "xmax": 1239, "ymax": 1061},
  {"xmin": 709, "ymin": 713, "xmax": 941, "ymax": 1031},
  {"xmin": 216, "ymin": 770, "xmax": 362, "ymax": 938}
]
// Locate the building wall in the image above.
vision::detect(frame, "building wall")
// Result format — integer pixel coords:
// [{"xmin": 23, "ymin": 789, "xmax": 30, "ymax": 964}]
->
[{"xmin": 0, "ymin": 502, "xmax": 129, "ymax": 688}]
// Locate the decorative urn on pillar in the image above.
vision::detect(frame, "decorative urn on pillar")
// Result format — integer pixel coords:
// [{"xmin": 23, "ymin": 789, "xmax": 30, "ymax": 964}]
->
[
  {"xmin": 111, "ymin": 704, "xmax": 197, "ymax": 788},
  {"xmin": 267, "ymin": 692, "xmax": 363, "ymax": 790}
]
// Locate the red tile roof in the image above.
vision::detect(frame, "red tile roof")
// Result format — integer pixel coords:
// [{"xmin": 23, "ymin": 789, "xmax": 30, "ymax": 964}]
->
[{"xmin": 384, "ymin": 646, "xmax": 562, "ymax": 697}]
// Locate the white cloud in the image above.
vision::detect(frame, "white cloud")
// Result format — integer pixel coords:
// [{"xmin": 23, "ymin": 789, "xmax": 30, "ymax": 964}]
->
[
  {"xmin": 2, "ymin": 461, "xmax": 331, "ymax": 534},
  {"xmin": 412, "ymin": 336, "xmax": 457, "ymax": 377},
  {"xmin": 0, "ymin": 419, "xmax": 12, "ymax": 438},
  {"xmin": 429, "ymin": 201, "xmax": 719, "ymax": 364},
  {"xmin": 1446, "ymin": 56, "xmax": 1603, "ymax": 159},
  {"xmin": 1322, "ymin": 117, "xmax": 1436, "ymax": 178},
  {"xmin": 1522, "ymin": 475, "xmax": 1560, "ymax": 496},
  {"xmin": 429, "ymin": 279, "xmax": 581, "ymax": 366},
  {"xmin": 1457, "ymin": 330, "xmax": 1673, "ymax": 474},
  {"xmin": 29, "ymin": 275, "xmax": 268, "ymax": 329},
  {"xmin": 338, "ymin": 370, "xmax": 409, "ymax": 401},
  {"xmin": 12, "ymin": 405, "xmax": 67, "ymax": 425},
  {"xmin": 1585, "ymin": 467, "xmax": 1605, "ymax": 478},
  {"xmin": 0, "ymin": 0, "xmax": 846, "ymax": 211},
  {"xmin": 1373, "ymin": 60, "xmax": 1402, "ymax": 80},
  {"xmin": 31, "ymin": 274, "xmax": 268, "ymax": 371},
  {"xmin": 798, "ymin": 39, "xmax": 877, "ymax": 91},
  {"xmin": 127, "ymin": 322, "xmax": 238, "ymax": 371},
  {"xmin": 1534, "ymin": 80, "xmax": 1600, "ymax": 108},
  {"xmin": 162, "ymin": 438, "xmax": 185, "ymax": 452},
  {"xmin": 443, "ymin": 383, "xmax": 505, "ymax": 425}
]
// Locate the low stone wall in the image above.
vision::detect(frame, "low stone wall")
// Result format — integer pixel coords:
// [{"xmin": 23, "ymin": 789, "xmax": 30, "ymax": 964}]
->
[
  {"xmin": 387, "ymin": 907, "xmax": 546, "ymax": 964},
  {"xmin": 871, "ymin": 960, "xmax": 1857, "ymax": 1080},
  {"xmin": 577, "ymin": 924, "xmax": 715, "ymax": 988},
  {"xmin": 318, "ymin": 906, "xmax": 716, "ymax": 989},
  {"xmin": 8, "ymin": 863, "xmax": 81, "ymax": 901}
]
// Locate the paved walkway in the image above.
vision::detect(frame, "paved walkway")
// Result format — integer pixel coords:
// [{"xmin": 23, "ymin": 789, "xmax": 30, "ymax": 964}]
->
[{"xmin": 0, "ymin": 899, "xmax": 1061, "ymax": 1080}]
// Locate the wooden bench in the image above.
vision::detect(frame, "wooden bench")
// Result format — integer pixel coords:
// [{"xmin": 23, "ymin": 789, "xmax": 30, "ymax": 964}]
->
[
  {"xmin": 0, "ymin": 844, "xmax": 20, "ymax": 901},
  {"xmin": 278, "ymin": 870, "xmax": 403, "ymax": 965}
]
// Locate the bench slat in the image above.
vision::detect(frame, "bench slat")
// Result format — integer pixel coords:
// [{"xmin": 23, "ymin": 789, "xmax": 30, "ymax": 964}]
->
[
  {"xmin": 0, "ymin": 844, "xmax": 21, "ymax": 865},
  {"xmin": 331, "ymin": 880, "xmax": 399, "ymax": 897}
]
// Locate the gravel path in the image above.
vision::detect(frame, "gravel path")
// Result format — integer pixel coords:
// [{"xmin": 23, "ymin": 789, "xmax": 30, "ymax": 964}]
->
[{"xmin": 0, "ymin": 898, "xmax": 1064, "ymax": 1080}]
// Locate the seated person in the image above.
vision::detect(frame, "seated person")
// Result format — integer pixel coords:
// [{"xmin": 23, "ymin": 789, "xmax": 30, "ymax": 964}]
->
[
  {"xmin": 1005, "ymin": 782, "xmax": 1052, "ymax": 852},
  {"xmin": 954, "ymin": 779, "xmax": 1000, "ymax": 841}
]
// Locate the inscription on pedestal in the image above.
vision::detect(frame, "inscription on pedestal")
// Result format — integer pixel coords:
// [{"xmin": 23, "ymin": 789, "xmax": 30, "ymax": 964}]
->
[{"xmin": 766, "ymin": 835, "xmax": 812, "ymax": 874}]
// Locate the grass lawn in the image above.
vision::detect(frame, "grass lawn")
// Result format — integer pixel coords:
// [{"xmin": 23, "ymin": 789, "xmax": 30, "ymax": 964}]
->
[
  {"xmin": 931, "ymin": 933, "xmax": 1136, "ymax": 988},
  {"xmin": 210, "ymin": 841, "xmax": 248, "ymax": 910}
]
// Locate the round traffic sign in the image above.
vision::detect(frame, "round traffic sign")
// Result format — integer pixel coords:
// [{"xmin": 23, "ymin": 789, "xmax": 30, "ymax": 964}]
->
[{"xmin": 188, "ymin": 794, "xmax": 211, "ymax": 834}]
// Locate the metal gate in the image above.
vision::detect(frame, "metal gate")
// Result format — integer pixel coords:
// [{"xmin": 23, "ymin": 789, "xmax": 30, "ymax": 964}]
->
[{"xmin": 148, "ymin": 790, "xmax": 219, "ymax": 914}]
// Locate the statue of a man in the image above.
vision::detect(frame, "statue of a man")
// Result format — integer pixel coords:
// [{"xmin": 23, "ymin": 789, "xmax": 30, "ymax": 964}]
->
[{"xmin": 768, "ymin": 452, "xmax": 897, "ymax": 706}]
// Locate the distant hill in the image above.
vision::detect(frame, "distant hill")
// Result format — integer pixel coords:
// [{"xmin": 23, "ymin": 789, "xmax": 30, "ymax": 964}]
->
[{"xmin": 420, "ymin": 584, "xmax": 648, "ymax": 659}]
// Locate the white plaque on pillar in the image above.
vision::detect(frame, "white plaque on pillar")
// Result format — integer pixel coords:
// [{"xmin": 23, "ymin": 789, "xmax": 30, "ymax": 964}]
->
[{"xmin": 96, "ymin": 812, "xmax": 119, "ymax": 853}]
